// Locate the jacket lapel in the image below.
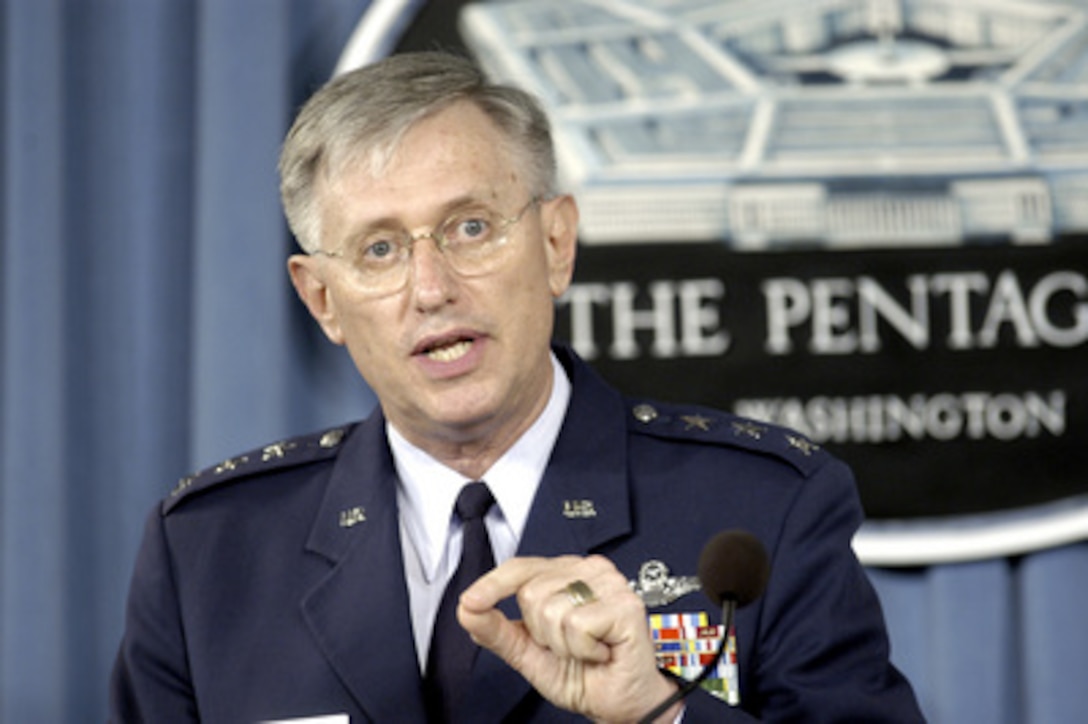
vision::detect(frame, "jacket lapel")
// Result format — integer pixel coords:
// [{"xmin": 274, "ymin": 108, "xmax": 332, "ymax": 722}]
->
[
  {"xmin": 300, "ymin": 415, "xmax": 428, "ymax": 724},
  {"xmin": 467, "ymin": 348, "xmax": 635, "ymax": 721},
  {"xmin": 299, "ymin": 349, "xmax": 635, "ymax": 722}
]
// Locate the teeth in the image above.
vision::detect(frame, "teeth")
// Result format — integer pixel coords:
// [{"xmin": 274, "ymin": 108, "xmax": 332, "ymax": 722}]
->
[{"xmin": 426, "ymin": 339, "xmax": 472, "ymax": 362}]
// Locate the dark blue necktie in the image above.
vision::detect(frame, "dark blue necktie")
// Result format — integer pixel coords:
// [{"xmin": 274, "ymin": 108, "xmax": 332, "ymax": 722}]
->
[{"xmin": 424, "ymin": 481, "xmax": 496, "ymax": 723}]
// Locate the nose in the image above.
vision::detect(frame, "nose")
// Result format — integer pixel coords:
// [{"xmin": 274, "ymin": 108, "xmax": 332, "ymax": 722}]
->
[{"xmin": 407, "ymin": 234, "xmax": 458, "ymax": 309}]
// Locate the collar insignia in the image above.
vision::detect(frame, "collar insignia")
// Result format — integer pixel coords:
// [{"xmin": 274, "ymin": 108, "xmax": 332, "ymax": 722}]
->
[
  {"xmin": 563, "ymin": 499, "xmax": 597, "ymax": 518},
  {"xmin": 339, "ymin": 506, "xmax": 366, "ymax": 528}
]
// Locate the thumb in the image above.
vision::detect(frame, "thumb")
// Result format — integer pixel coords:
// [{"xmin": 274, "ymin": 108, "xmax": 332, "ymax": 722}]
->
[{"xmin": 457, "ymin": 597, "xmax": 531, "ymax": 667}]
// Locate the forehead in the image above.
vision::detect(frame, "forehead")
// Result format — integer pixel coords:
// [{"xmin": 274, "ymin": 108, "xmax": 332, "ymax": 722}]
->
[{"xmin": 320, "ymin": 102, "xmax": 524, "ymax": 220}]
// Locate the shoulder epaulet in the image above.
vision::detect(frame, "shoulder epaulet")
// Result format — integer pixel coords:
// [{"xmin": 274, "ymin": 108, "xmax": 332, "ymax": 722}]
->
[
  {"xmin": 162, "ymin": 425, "xmax": 352, "ymax": 514},
  {"xmin": 625, "ymin": 399, "xmax": 827, "ymax": 477}
]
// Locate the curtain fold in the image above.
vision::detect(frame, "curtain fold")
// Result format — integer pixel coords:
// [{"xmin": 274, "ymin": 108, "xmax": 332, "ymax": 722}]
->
[
  {"xmin": 1, "ymin": 2, "xmax": 371, "ymax": 720},
  {"xmin": 3, "ymin": 3, "xmax": 72, "ymax": 722},
  {"xmin": 1, "ymin": 1, "xmax": 1085, "ymax": 721}
]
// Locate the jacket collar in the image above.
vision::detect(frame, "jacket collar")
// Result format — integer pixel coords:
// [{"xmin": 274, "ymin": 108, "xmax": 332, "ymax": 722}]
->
[{"xmin": 301, "ymin": 414, "xmax": 429, "ymax": 722}]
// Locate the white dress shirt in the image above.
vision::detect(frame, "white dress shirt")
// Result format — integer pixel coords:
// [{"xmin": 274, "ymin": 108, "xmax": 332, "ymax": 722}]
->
[{"xmin": 389, "ymin": 353, "xmax": 572, "ymax": 670}]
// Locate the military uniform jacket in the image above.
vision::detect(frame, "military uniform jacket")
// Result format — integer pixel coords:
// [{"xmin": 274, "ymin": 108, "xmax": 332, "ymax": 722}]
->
[{"xmin": 111, "ymin": 346, "xmax": 923, "ymax": 723}]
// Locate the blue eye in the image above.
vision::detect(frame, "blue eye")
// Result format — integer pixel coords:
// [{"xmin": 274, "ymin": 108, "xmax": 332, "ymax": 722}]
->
[
  {"xmin": 461, "ymin": 217, "xmax": 488, "ymax": 238},
  {"xmin": 445, "ymin": 212, "xmax": 494, "ymax": 245},
  {"xmin": 359, "ymin": 233, "xmax": 403, "ymax": 266},
  {"xmin": 366, "ymin": 239, "xmax": 394, "ymax": 258}
]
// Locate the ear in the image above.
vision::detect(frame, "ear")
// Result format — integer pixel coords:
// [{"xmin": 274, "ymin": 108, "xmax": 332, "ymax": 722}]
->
[
  {"xmin": 287, "ymin": 254, "xmax": 346, "ymax": 345},
  {"xmin": 541, "ymin": 194, "xmax": 579, "ymax": 298}
]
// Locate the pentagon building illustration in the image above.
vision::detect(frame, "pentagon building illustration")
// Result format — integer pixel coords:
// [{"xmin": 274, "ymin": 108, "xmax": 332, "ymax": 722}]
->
[{"xmin": 460, "ymin": 0, "xmax": 1088, "ymax": 249}]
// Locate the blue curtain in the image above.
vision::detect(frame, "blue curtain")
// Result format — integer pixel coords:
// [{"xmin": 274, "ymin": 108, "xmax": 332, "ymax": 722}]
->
[
  {"xmin": 0, "ymin": 1, "xmax": 373, "ymax": 720},
  {"xmin": 1, "ymin": 1, "xmax": 1085, "ymax": 721}
]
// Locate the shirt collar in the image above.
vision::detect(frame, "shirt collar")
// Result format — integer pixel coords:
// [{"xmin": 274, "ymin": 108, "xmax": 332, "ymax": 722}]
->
[{"xmin": 389, "ymin": 352, "xmax": 572, "ymax": 581}]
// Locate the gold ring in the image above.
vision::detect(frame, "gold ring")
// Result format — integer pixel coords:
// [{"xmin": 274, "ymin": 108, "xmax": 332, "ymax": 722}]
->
[{"xmin": 564, "ymin": 579, "xmax": 596, "ymax": 607}]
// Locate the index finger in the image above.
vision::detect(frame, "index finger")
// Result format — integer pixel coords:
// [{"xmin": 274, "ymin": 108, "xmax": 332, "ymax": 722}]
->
[{"xmin": 459, "ymin": 556, "xmax": 578, "ymax": 612}]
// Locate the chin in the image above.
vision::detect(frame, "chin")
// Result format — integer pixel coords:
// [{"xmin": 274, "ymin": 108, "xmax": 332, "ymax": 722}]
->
[{"xmin": 427, "ymin": 390, "xmax": 502, "ymax": 431}]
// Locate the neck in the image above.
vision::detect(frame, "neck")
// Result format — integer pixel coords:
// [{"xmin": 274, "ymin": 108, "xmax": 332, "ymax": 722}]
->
[{"xmin": 392, "ymin": 365, "xmax": 557, "ymax": 481}]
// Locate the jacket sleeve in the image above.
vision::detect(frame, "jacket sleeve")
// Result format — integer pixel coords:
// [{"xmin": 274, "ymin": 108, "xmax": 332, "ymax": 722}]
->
[
  {"xmin": 746, "ymin": 456, "xmax": 924, "ymax": 723},
  {"xmin": 109, "ymin": 505, "xmax": 199, "ymax": 723}
]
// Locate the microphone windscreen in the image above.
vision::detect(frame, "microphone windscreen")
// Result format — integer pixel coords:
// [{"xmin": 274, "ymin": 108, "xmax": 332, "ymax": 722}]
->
[{"xmin": 697, "ymin": 530, "xmax": 770, "ymax": 608}]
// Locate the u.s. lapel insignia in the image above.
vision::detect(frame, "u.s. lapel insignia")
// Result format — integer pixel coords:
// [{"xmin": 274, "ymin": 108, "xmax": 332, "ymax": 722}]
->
[
  {"xmin": 339, "ymin": 506, "xmax": 366, "ymax": 528},
  {"xmin": 630, "ymin": 560, "xmax": 701, "ymax": 608},
  {"xmin": 563, "ymin": 499, "xmax": 597, "ymax": 519}
]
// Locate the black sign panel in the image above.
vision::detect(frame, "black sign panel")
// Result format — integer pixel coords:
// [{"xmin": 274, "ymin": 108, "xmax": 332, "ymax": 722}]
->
[{"xmin": 555, "ymin": 240, "xmax": 1087, "ymax": 520}]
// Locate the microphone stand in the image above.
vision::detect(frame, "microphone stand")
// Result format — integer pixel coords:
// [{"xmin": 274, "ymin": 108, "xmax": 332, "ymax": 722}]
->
[{"xmin": 637, "ymin": 597, "xmax": 738, "ymax": 724}]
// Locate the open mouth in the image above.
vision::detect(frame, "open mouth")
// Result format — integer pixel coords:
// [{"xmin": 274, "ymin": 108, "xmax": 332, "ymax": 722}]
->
[
  {"xmin": 425, "ymin": 338, "xmax": 473, "ymax": 363},
  {"xmin": 415, "ymin": 332, "xmax": 480, "ymax": 364}
]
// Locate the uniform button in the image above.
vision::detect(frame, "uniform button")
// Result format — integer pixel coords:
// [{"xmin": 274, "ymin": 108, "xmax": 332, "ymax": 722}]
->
[
  {"xmin": 632, "ymin": 404, "xmax": 659, "ymax": 423},
  {"xmin": 320, "ymin": 428, "xmax": 346, "ymax": 448}
]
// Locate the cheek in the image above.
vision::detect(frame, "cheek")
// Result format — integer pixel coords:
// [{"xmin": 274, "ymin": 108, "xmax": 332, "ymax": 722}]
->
[
  {"xmin": 500, "ymin": 254, "xmax": 552, "ymax": 309},
  {"xmin": 339, "ymin": 321, "xmax": 401, "ymax": 399},
  {"xmin": 326, "ymin": 291, "xmax": 390, "ymax": 356},
  {"xmin": 503, "ymin": 267, "xmax": 558, "ymax": 337}
]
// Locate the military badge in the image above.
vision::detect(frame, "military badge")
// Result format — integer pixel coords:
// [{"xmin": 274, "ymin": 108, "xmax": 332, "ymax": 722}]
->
[
  {"xmin": 648, "ymin": 611, "xmax": 739, "ymax": 705},
  {"xmin": 630, "ymin": 559, "xmax": 701, "ymax": 607}
]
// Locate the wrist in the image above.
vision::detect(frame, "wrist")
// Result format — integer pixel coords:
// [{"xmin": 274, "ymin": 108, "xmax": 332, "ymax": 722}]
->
[{"xmin": 644, "ymin": 669, "xmax": 686, "ymax": 724}]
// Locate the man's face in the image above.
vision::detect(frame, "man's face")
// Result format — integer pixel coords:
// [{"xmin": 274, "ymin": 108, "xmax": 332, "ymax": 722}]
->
[{"xmin": 288, "ymin": 101, "xmax": 578, "ymax": 455}]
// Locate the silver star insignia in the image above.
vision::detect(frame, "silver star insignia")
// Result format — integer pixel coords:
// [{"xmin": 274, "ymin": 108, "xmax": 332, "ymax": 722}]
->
[
  {"xmin": 261, "ymin": 441, "xmax": 297, "ymax": 462},
  {"xmin": 732, "ymin": 420, "xmax": 767, "ymax": 439},
  {"xmin": 786, "ymin": 434, "xmax": 820, "ymax": 456},
  {"xmin": 680, "ymin": 414, "xmax": 714, "ymax": 431},
  {"xmin": 213, "ymin": 455, "xmax": 249, "ymax": 475}
]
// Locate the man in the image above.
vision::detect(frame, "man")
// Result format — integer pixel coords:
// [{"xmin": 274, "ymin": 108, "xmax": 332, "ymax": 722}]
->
[{"xmin": 111, "ymin": 51, "xmax": 923, "ymax": 722}]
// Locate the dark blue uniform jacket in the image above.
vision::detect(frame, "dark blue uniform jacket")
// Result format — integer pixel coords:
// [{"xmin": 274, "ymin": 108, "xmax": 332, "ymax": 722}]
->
[{"xmin": 111, "ymin": 347, "xmax": 923, "ymax": 723}]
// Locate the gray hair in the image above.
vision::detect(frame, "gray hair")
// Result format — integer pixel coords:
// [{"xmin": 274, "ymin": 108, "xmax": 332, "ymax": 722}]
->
[{"xmin": 279, "ymin": 51, "xmax": 558, "ymax": 252}]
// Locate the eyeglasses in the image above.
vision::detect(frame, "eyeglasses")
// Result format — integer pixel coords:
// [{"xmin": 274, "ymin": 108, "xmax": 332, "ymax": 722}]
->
[{"xmin": 311, "ymin": 197, "xmax": 539, "ymax": 297}]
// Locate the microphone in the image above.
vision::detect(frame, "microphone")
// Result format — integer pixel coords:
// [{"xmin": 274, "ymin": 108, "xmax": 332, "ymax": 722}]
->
[
  {"xmin": 698, "ymin": 530, "xmax": 770, "ymax": 610},
  {"xmin": 638, "ymin": 530, "xmax": 769, "ymax": 723}
]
